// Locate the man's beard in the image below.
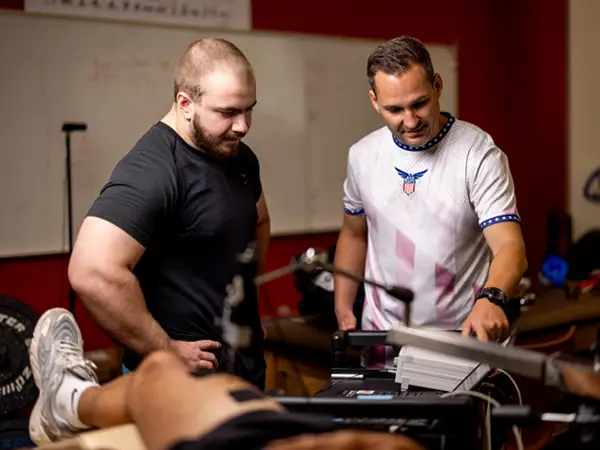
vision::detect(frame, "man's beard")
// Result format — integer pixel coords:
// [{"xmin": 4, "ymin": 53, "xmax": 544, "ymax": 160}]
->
[{"xmin": 191, "ymin": 114, "xmax": 241, "ymax": 159}]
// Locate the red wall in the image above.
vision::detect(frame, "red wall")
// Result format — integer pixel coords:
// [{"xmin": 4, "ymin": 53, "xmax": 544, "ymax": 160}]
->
[{"xmin": 0, "ymin": 0, "xmax": 567, "ymax": 350}]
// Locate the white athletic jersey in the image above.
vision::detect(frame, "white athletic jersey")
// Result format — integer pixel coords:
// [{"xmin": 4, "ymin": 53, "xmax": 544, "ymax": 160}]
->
[{"xmin": 343, "ymin": 113, "xmax": 520, "ymax": 331}]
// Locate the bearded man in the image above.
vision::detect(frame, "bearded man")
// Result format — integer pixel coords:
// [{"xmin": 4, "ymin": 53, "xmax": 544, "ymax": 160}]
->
[{"xmin": 68, "ymin": 37, "xmax": 270, "ymax": 388}]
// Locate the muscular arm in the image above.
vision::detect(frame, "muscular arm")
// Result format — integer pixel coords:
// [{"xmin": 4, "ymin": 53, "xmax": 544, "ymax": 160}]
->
[
  {"xmin": 68, "ymin": 217, "xmax": 171, "ymax": 356},
  {"xmin": 482, "ymin": 221, "xmax": 528, "ymax": 296},
  {"xmin": 333, "ymin": 213, "xmax": 368, "ymax": 329},
  {"xmin": 462, "ymin": 222, "xmax": 527, "ymax": 341},
  {"xmin": 462, "ymin": 144, "xmax": 527, "ymax": 340},
  {"xmin": 254, "ymin": 193, "xmax": 270, "ymax": 275}
]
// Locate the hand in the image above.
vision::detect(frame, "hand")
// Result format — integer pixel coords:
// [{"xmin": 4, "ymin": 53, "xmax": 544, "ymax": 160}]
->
[
  {"xmin": 461, "ymin": 299, "xmax": 509, "ymax": 341},
  {"xmin": 335, "ymin": 309, "xmax": 357, "ymax": 331},
  {"xmin": 169, "ymin": 339, "xmax": 221, "ymax": 370}
]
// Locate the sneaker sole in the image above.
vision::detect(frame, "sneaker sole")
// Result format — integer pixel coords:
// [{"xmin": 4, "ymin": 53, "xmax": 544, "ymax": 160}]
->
[
  {"xmin": 29, "ymin": 392, "xmax": 51, "ymax": 445},
  {"xmin": 28, "ymin": 307, "xmax": 82, "ymax": 445}
]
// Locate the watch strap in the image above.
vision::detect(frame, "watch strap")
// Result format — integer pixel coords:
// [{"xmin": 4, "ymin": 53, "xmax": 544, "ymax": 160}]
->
[{"xmin": 477, "ymin": 287, "xmax": 509, "ymax": 307}]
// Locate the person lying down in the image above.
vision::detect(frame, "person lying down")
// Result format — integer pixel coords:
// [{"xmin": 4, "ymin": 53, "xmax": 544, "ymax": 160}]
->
[{"xmin": 27, "ymin": 308, "xmax": 422, "ymax": 450}]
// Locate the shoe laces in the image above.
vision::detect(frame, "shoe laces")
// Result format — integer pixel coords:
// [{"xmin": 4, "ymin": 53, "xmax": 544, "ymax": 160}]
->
[{"xmin": 56, "ymin": 340, "xmax": 99, "ymax": 383}]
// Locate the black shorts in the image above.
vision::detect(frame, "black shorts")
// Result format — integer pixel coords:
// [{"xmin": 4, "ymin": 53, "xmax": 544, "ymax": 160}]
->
[{"xmin": 169, "ymin": 409, "xmax": 335, "ymax": 450}]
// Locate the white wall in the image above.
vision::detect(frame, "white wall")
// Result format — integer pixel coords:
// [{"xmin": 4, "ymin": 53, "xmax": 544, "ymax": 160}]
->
[
  {"xmin": 569, "ymin": 0, "xmax": 600, "ymax": 239},
  {"xmin": 0, "ymin": 11, "xmax": 460, "ymax": 257}
]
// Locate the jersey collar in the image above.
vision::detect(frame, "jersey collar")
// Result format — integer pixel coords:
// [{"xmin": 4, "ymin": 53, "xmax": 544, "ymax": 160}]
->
[{"xmin": 392, "ymin": 112, "xmax": 455, "ymax": 152}]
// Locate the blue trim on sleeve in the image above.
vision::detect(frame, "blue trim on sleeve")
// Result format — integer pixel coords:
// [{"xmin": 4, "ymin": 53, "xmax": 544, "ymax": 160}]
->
[
  {"xmin": 480, "ymin": 214, "xmax": 520, "ymax": 230},
  {"xmin": 344, "ymin": 207, "xmax": 365, "ymax": 216}
]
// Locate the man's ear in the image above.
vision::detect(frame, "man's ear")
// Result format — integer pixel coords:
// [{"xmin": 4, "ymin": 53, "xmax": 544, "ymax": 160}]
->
[
  {"xmin": 369, "ymin": 89, "xmax": 380, "ymax": 114},
  {"xmin": 176, "ymin": 92, "xmax": 194, "ymax": 121},
  {"xmin": 433, "ymin": 73, "xmax": 443, "ymax": 97}
]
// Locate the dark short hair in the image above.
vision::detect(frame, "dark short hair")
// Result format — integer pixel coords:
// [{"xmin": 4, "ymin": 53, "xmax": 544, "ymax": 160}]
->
[{"xmin": 366, "ymin": 36, "xmax": 435, "ymax": 93}]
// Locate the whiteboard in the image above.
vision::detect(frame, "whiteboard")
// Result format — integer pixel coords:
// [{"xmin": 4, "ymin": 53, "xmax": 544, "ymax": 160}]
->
[{"xmin": 0, "ymin": 11, "xmax": 457, "ymax": 257}]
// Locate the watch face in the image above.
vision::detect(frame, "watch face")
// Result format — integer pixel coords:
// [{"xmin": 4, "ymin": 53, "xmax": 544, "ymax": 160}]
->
[{"xmin": 484, "ymin": 288, "xmax": 506, "ymax": 304}]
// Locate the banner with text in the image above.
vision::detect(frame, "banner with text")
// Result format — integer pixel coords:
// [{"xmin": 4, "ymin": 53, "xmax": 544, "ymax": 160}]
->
[{"xmin": 24, "ymin": 0, "xmax": 252, "ymax": 31}]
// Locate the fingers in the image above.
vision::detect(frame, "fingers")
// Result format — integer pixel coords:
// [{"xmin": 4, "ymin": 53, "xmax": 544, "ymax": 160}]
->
[
  {"xmin": 473, "ymin": 323, "xmax": 489, "ymax": 341},
  {"xmin": 340, "ymin": 322, "xmax": 355, "ymax": 331},
  {"xmin": 461, "ymin": 321, "xmax": 472, "ymax": 338},
  {"xmin": 196, "ymin": 340, "xmax": 222, "ymax": 350},
  {"xmin": 462, "ymin": 313, "xmax": 509, "ymax": 342},
  {"xmin": 195, "ymin": 359, "xmax": 217, "ymax": 370},
  {"xmin": 463, "ymin": 320, "xmax": 494, "ymax": 341},
  {"xmin": 189, "ymin": 354, "xmax": 218, "ymax": 371},
  {"xmin": 198, "ymin": 350, "xmax": 219, "ymax": 369},
  {"xmin": 339, "ymin": 314, "xmax": 356, "ymax": 331},
  {"xmin": 335, "ymin": 310, "xmax": 356, "ymax": 331}
]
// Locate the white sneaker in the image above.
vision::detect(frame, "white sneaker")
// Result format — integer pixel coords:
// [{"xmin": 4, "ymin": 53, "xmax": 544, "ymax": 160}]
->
[{"xmin": 28, "ymin": 307, "xmax": 98, "ymax": 445}]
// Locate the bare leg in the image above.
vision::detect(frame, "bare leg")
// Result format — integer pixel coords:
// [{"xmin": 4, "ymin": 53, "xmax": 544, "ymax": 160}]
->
[
  {"xmin": 77, "ymin": 353, "xmax": 423, "ymax": 450},
  {"xmin": 126, "ymin": 351, "xmax": 283, "ymax": 450},
  {"xmin": 28, "ymin": 308, "xmax": 144, "ymax": 445},
  {"xmin": 76, "ymin": 374, "xmax": 133, "ymax": 428},
  {"xmin": 29, "ymin": 308, "xmax": 282, "ymax": 450}
]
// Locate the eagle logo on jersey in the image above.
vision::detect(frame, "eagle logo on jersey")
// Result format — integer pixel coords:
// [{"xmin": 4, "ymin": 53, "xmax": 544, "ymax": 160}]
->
[{"xmin": 395, "ymin": 168, "xmax": 428, "ymax": 196}]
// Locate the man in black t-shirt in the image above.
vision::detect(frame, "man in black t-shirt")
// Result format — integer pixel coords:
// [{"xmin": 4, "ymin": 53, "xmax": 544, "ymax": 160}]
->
[{"xmin": 68, "ymin": 37, "xmax": 270, "ymax": 388}]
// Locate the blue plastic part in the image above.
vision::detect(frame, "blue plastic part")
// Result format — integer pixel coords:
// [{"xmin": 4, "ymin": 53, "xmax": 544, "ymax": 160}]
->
[{"xmin": 542, "ymin": 255, "xmax": 569, "ymax": 286}]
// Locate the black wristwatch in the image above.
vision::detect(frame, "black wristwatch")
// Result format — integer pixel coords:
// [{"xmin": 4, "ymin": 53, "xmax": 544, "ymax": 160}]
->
[{"xmin": 477, "ymin": 287, "xmax": 509, "ymax": 308}]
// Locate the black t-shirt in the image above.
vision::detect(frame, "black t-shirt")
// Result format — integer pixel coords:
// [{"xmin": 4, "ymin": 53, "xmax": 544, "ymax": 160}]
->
[{"xmin": 87, "ymin": 121, "xmax": 266, "ymax": 388}]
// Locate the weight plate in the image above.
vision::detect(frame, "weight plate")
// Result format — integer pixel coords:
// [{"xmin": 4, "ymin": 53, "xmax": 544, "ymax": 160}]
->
[
  {"xmin": 0, "ymin": 296, "xmax": 39, "ymax": 416},
  {"xmin": 0, "ymin": 419, "xmax": 34, "ymax": 449}
]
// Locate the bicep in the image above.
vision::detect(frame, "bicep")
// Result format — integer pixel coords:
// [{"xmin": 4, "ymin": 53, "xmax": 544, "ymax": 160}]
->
[
  {"xmin": 341, "ymin": 212, "xmax": 367, "ymax": 238},
  {"xmin": 69, "ymin": 216, "xmax": 146, "ymax": 290},
  {"xmin": 482, "ymin": 221, "xmax": 525, "ymax": 257}
]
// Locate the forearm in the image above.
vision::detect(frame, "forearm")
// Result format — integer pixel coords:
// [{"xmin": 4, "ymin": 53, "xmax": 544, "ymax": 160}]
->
[
  {"xmin": 75, "ymin": 269, "xmax": 171, "ymax": 356},
  {"xmin": 333, "ymin": 229, "xmax": 367, "ymax": 313},
  {"xmin": 484, "ymin": 241, "xmax": 528, "ymax": 297},
  {"xmin": 254, "ymin": 218, "xmax": 270, "ymax": 275}
]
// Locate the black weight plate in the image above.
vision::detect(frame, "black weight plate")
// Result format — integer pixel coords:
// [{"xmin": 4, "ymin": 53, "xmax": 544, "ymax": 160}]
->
[
  {"xmin": 0, "ymin": 296, "xmax": 39, "ymax": 416},
  {"xmin": 0, "ymin": 419, "xmax": 34, "ymax": 449}
]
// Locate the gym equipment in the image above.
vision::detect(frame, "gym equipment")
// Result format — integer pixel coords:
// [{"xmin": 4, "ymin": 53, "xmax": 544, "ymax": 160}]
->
[
  {"xmin": 0, "ymin": 295, "xmax": 39, "ymax": 416},
  {"xmin": 62, "ymin": 122, "xmax": 88, "ymax": 316},
  {"xmin": 275, "ymin": 329, "xmax": 495, "ymax": 449},
  {"xmin": 294, "ymin": 242, "xmax": 365, "ymax": 327},
  {"xmin": 388, "ymin": 324, "xmax": 600, "ymax": 398},
  {"xmin": 276, "ymin": 394, "xmax": 479, "ymax": 449},
  {"xmin": 388, "ymin": 324, "xmax": 600, "ymax": 449},
  {"xmin": 221, "ymin": 246, "xmax": 415, "ymax": 374},
  {"xmin": 223, "ymin": 249, "xmax": 492, "ymax": 449},
  {"xmin": 0, "ymin": 419, "xmax": 34, "ymax": 449},
  {"xmin": 256, "ymin": 247, "xmax": 414, "ymax": 322}
]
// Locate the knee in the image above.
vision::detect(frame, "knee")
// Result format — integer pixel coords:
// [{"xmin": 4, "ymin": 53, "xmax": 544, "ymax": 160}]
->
[
  {"xmin": 128, "ymin": 351, "xmax": 183, "ymax": 404},
  {"xmin": 138, "ymin": 350, "xmax": 182, "ymax": 376}
]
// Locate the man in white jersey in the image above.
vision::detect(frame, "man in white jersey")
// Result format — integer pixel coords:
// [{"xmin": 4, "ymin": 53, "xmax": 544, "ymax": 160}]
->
[{"xmin": 334, "ymin": 36, "xmax": 528, "ymax": 349}]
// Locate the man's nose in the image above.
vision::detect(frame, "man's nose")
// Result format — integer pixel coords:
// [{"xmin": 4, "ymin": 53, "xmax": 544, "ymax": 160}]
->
[
  {"xmin": 232, "ymin": 115, "xmax": 250, "ymax": 135},
  {"xmin": 403, "ymin": 110, "xmax": 419, "ymax": 130}
]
